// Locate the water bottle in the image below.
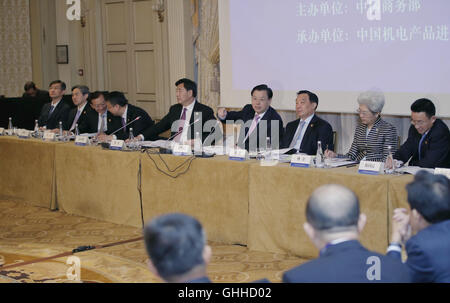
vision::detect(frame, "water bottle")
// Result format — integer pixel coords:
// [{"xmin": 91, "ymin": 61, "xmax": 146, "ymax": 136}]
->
[
  {"xmin": 194, "ymin": 131, "xmax": 202, "ymax": 155},
  {"xmin": 385, "ymin": 145, "xmax": 394, "ymax": 174},
  {"xmin": 8, "ymin": 117, "xmax": 13, "ymax": 130},
  {"xmin": 59, "ymin": 121, "xmax": 63, "ymax": 140},
  {"xmin": 75, "ymin": 123, "xmax": 80, "ymax": 136},
  {"xmin": 128, "ymin": 127, "xmax": 136, "ymax": 150},
  {"xmin": 316, "ymin": 140, "xmax": 324, "ymax": 168}
]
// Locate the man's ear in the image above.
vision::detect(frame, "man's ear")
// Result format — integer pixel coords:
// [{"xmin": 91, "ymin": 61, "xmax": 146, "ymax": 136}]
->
[
  {"xmin": 203, "ymin": 245, "xmax": 212, "ymax": 265},
  {"xmin": 357, "ymin": 213, "xmax": 367, "ymax": 233},
  {"xmin": 147, "ymin": 258, "xmax": 160, "ymax": 277},
  {"xmin": 303, "ymin": 222, "xmax": 315, "ymax": 241}
]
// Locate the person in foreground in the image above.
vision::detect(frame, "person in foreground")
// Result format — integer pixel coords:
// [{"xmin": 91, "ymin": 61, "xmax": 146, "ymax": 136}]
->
[
  {"xmin": 282, "ymin": 184, "xmax": 411, "ymax": 283},
  {"xmin": 387, "ymin": 170, "xmax": 450, "ymax": 282},
  {"xmin": 144, "ymin": 213, "xmax": 212, "ymax": 283}
]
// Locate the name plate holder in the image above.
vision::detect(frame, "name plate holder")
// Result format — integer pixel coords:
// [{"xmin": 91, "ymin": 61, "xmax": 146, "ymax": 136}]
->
[
  {"xmin": 75, "ymin": 136, "xmax": 89, "ymax": 146},
  {"xmin": 18, "ymin": 129, "xmax": 31, "ymax": 139},
  {"xmin": 358, "ymin": 161, "xmax": 384, "ymax": 175},
  {"xmin": 290, "ymin": 154, "xmax": 314, "ymax": 168},
  {"xmin": 228, "ymin": 148, "xmax": 247, "ymax": 161},
  {"xmin": 0, "ymin": 128, "xmax": 4, "ymax": 135},
  {"xmin": 110, "ymin": 140, "xmax": 125, "ymax": 150},
  {"xmin": 172, "ymin": 143, "xmax": 192, "ymax": 156},
  {"xmin": 435, "ymin": 168, "xmax": 450, "ymax": 179},
  {"xmin": 43, "ymin": 132, "xmax": 56, "ymax": 142}
]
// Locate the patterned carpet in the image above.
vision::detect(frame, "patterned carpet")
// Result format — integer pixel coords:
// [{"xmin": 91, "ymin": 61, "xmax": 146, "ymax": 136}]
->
[{"xmin": 0, "ymin": 200, "xmax": 309, "ymax": 283}]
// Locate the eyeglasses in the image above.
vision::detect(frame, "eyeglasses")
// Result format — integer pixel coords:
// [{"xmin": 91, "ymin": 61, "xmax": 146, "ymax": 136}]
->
[
  {"xmin": 356, "ymin": 109, "xmax": 374, "ymax": 116},
  {"xmin": 411, "ymin": 120, "xmax": 428, "ymax": 126}
]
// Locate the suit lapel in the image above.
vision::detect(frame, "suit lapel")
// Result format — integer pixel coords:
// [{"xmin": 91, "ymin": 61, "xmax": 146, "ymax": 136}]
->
[{"xmin": 300, "ymin": 115, "xmax": 317, "ymax": 150}]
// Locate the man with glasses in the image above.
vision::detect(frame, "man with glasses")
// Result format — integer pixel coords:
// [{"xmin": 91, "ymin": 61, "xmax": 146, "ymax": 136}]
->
[
  {"xmin": 80, "ymin": 91, "xmax": 120, "ymax": 135},
  {"xmin": 392, "ymin": 98, "xmax": 450, "ymax": 168}
]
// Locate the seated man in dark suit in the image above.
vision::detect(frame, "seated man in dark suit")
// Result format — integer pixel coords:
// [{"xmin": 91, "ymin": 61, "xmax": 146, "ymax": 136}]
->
[
  {"xmin": 217, "ymin": 84, "xmax": 284, "ymax": 151},
  {"xmin": 64, "ymin": 85, "xmax": 94, "ymax": 133},
  {"xmin": 97, "ymin": 91, "xmax": 154, "ymax": 141},
  {"xmin": 283, "ymin": 184, "xmax": 410, "ymax": 283},
  {"xmin": 388, "ymin": 170, "xmax": 450, "ymax": 283},
  {"xmin": 139, "ymin": 78, "xmax": 218, "ymax": 144},
  {"xmin": 144, "ymin": 213, "xmax": 212, "ymax": 283},
  {"xmin": 37, "ymin": 80, "xmax": 71, "ymax": 131},
  {"xmin": 281, "ymin": 90, "xmax": 333, "ymax": 154},
  {"xmin": 79, "ymin": 91, "xmax": 120, "ymax": 135},
  {"xmin": 22, "ymin": 81, "xmax": 49, "ymax": 99},
  {"xmin": 392, "ymin": 98, "xmax": 450, "ymax": 168}
]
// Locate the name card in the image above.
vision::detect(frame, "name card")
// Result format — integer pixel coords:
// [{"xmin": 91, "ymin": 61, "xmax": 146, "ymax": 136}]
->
[
  {"xmin": 435, "ymin": 168, "xmax": 450, "ymax": 179},
  {"xmin": 358, "ymin": 160, "xmax": 384, "ymax": 175},
  {"xmin": 75, "ymin": 136, "xmax": 89, "ymax": 146},
  {"xmin": 290, "ymin": 154, "xmax": 314, "ymax": 168},
  {"xmin": 18, "ymin": 129, "xmax": 31, "ymax": 139},
  {"xmin": 110, "ymin": 140, "xmax": 125, "ymax": 150},
  {"xmin": 172, "ymin": 143, "xmax": 192, "ymax": 156},
  {"xmin": 5, "ymin": 129, "xmax": 14, "ymax": 136},
  {"xmin": 0, "ymin": 128, "xmax": 4, "ymax": 135},
  {"xmin": 43, "ymin": 132, "xmax": 56, "ymax": 141},
  {"xmin": 228, "ymin": 148, "xmax": 246, "ymax": 161}
]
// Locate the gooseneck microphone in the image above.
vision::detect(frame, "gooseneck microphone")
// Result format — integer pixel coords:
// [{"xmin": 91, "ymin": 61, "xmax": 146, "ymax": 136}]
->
[
  {"xmin": 166, "ymin": 118, "xmax": 201, "ymax": 141},
  {"xmin": 110, "ymin": 116, "xmax": 141, "ymax": 136}
]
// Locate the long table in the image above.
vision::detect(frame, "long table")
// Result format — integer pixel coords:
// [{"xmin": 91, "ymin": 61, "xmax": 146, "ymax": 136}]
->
[{"xmin": 0, "ymin": 136, "xmax": 415, "ymax": 257}]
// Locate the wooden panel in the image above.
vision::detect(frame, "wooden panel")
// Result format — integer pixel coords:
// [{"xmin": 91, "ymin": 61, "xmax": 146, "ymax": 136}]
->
[
  {"xmin": 134, "ymin": 50, "xmax": 155, "ymax": 94},
  {"xmin": 132, "ymin": 0, "xmax": 153, "ymax": 44},
  {"xmin": 136, "ymin": 100, "xmax": 156, "ymax": 117},
  {"xmin": 105, "ymin": 1, "xmax": 127, "ymax": 44},
  {"xmin": 107, "ymin": 51, "xmax": 128, "ymax": 92}
]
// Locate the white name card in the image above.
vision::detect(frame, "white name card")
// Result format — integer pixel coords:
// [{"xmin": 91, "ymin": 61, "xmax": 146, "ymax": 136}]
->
[
  {"xmin": 43, "ymin": 132, "xmax": 56, "ymax": 141},
  {"xmin": 18, "ymin": 129, "xmax": 31, "ymax": 139},
  {"xmin": 110, "ymin": 140, "xmax": 125, "ymax": 150},
  {"xmin": 0, "ymin": 128, "xmax": 4, "ymax": 135},
  {"xmin": 291, "ymin": 154, "xmax": 314, "ymax": 168},
  {"xmin": 75, "ymin": 135, "xmax": 89, "ymax": 146},
  {"xmin": 228, "ymin": 148, "xmax": 246, "ymax": 161},
  {"xmin": 358, "ymin": 161, "xmax": 384, "ymax": 175},
  {"xmin": 172, "ymin": 143, "xmax": 192, "ymax": 156},
  {"xmin": 435, "ymin": 168, "xmax": 450, "ymax": 179}
]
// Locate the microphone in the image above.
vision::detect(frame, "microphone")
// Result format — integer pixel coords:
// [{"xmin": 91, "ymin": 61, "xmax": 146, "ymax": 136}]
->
[
  {"xmin": 110, "ymin": 116, "xmax": 141, "ymax": 136},
  {"xmin": 167, "ymin": 118, "xmax": 200, "ymax": 141}
]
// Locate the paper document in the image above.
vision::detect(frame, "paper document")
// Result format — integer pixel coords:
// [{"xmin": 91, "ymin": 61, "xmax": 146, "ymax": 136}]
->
[{"xmin": 395, "ymin": 166, "xmax": 434, "ymax": 175}]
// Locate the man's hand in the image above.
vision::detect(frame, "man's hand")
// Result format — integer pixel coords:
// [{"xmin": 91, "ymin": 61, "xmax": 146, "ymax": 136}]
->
[
  {"xmin": 217, "ymin": 108, "xmax": 227, "ymax": 120},
  {"xmin": 97, "ymin": 133, "xmax": 113, "ymax": 143},
  {"xmin": 324, "ymin": 150, "xmax": 337, "ymax": 158},
  {"xmin": 391, "ymin": 208, "xmax": 411, "ymax": 244}
]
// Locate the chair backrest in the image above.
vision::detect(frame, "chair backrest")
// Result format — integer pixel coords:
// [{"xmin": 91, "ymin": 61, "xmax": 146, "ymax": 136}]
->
[{"xmin": 332, "ymin": 131, "xmax": 337, "ymax": 152}]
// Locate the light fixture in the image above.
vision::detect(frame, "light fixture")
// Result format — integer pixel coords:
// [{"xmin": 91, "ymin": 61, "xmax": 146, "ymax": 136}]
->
[{"xmin": 152, "ymin": 0, "xmax": 165, "ymax": 23}]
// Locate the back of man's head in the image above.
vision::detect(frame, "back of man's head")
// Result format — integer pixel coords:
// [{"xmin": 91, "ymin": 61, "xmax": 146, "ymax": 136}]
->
[
  {"xmin": 406, "ymin": 170, "xmax": 450, "ymax": 224},
  {"xmin": 105, "ymin": 91, "xmax": 128, "ymax": 107},
  {"xmin": 24, "ymin": 81, "xmax": 36, "ymax": 91},
  {"xmin": 144, "ymin": 213, "xmax": 207, "ymax": 282},
  {"xmin": 306, "ymin": 184, "xmax": 360, "ymax": 234}
]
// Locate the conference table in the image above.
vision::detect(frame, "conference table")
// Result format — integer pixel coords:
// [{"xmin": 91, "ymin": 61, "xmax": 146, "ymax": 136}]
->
[{"xmin": 0, "ymin": 136, "xmax": 414, "ymax": 258}]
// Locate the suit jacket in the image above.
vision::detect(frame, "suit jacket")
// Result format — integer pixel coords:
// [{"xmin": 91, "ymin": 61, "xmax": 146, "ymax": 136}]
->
[
  {"xmin": 115, "ymin": 104, "xmax": 154, "ymax": 140},
  {"xmin": 223, "ymin": 104, "xmax": 284, "ymax": 151},
  {"xmin": 78, "ymin": 110, "xmax": 121, "ymax": 135},
  {"xmin": 142, "ymin": 100, "xmax": 217, "ymax": 143},
  {"xmin": 37, "ymin": 100, "xmax": 71, "ymax": 130},
  {"xmin": 387, "ymin": 220, "xmax": 450, "ymax": 283},
  {"xmin": 281, "ymin": 114, "xmax": 334, "ymax": 155},
  {"xmin": 64, "ymin": 103, "xmax": 94, "ymax": 132},
  {"xmin": 186, "ymin": 276, "xmax": 212, "ymax": 283},
  {"xmin": 394, "ymin": 119, "xmax": 450, "ymax": 168},
  {"xmin": 283, "ymin": 240, "xmax": 411, "ymax": 283}
]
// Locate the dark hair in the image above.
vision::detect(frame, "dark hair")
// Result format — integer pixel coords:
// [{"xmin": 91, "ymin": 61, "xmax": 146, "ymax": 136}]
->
[
  {"xmin": 89, "ymin": 91, "xmax": 108, "ymax": 101},
  {"xmin": 49, "ymin": 80, "xmax": 66, "ymax": 91},
  {"xmin": 406, "ymin": 170, "xmax": 450, "ymax": 224},
  {"xmin": 105, "ymin": 91, "xmax": 128, "ymax": 107},
  {"xmin": 251, "ymin": 84, "xmax": 273, "ymax": 100},
  {"xmin": 306, "ymin": 186, "xmax": 360, "ymax": 231},
  {"xmin": 297, "ymin": 90, "xmax": 319, "ymax": 107},
  {"xmin": 175, "ymin": 78, "xmax": 197, "ymax": 98},
  {"xmin": 144, "ymin": 213, "xmax": 206, "ymax": 280},
  {"xmin": 71, "ymin": 85, "xmax": 90, "ymax": 96},
  {"xmin": 411, "ymin": 98, "xmax": 436, "ymax": 118},
  {"xmin": 24, "ymin": 81, "xmax": 36, "ymax": 91}
]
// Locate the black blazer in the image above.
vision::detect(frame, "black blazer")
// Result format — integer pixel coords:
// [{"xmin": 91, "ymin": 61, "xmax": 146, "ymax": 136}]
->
[
  {"xmin": 394, "ymin": 119, "xmax": 450, "ymax": 168},
  {"xmin": 64, "ymin": 103, "xmax": 94, "ymax": 131},
  {"xmin": 281, "ymin": 114, "xmax": 334, "ymax": 155},
  {"xmin": 142, "ymin": 100, "xmax": 217, "ymax": 143},
  {"xmin": 223, "ymin": 104, "xmax": 284, "ymax": 151},
  {"xmin": 283, "ymin": 240, "xmax": 411, "ymax": 283},
  {"xmin": 38, "ymin": 100, "xmax": 71, "ymax": 130},
  {"xmin": 115, "ymin": 104, "xmax": 154, "ymax": 140},
  {"xmin": 78, "ymin": 109, "xmax": 121, "ymax": 135}
]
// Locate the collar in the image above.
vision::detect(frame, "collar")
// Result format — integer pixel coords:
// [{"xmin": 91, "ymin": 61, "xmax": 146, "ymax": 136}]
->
[
  {"xmin": 51, "ymin": 98, "xmax": 62, "ymax": 107},
  {"xmin": 182, "ymin": 99, "xmax": 196, "ymax": 111},
  {"xmin": 300, "ymin": 113, "xmax": 315, "ymax": 125},
  {"xmin": 319, "ymin": 239, "xmax": 361, "ymax": 256},
  {"xmin": 121, "ymin": 105, "xmax": 128, "ymax": 120},
  {"xmin": 254, "ymin": 109, "xmax": 268, "ymax": 120}
]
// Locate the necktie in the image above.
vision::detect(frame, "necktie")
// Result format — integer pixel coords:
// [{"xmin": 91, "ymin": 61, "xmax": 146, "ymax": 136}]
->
[
  {"xmin": 99, "ymin": 113, "xmax": 106, "ymax": 133},
  {"xmin": 122, "ymin": 117, "xmax": 126, "ymax": 134},
  {"xmin": 246, "ymin": 114, "xmax": 260, "ymax": 139},
  {"xmin": 418, "ymin": 133, "xmax": 427, "ymax": 160},
  {"xmin": 49, "ymin": 105, "xmax": 55, "ymax": 117},
  {"xmin": 290, "ymin": 120, "xmax": 306, "ymax": 150},
  {"xmin": 70, "ymin": 110, "xmax": 82, "ymax": 131},
  {"xmin": 174, "ymin": 108, "xmax": 187, "ymax": 142}
]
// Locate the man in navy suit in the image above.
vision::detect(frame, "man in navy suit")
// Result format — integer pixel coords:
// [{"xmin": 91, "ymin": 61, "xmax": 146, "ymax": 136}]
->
[
  {"xmin": 97, "ymin": 91, "xmax": 154, "ymax": 141},
  {"xmin": 79, "ymin": 91, "xmax": 120, "ymax": 135},
  {"xmin": 283, "ymin": 184, "xmax": 410, "ymax": 283},
  {"xmin": 64, "ymin": 85, "xmax": 94, "ymax": 133},
  {"xmin": 281, "ymin": 90, "xmax": 333, "ymax": 154},
  {"xmin": 144, "ymin": 213, "xmax": 212, "ymax": 283},
  {"xmin": 387, "ymin": 171, "xmax": 450, "ymax": 283},
  {"xmin": 139, "ymin": 78, "xmax": 218, "ymax": 144},
  {"xmin": 393, "ymin": 98, "xmax": 450, "ymax": 168},
  {"xmin": 37, "ymin": 80, "xmax": 71, "ymax": 131},
  {"xmin": 217, "ymin": 84, "xmax": 284, "ymax": 151}
]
